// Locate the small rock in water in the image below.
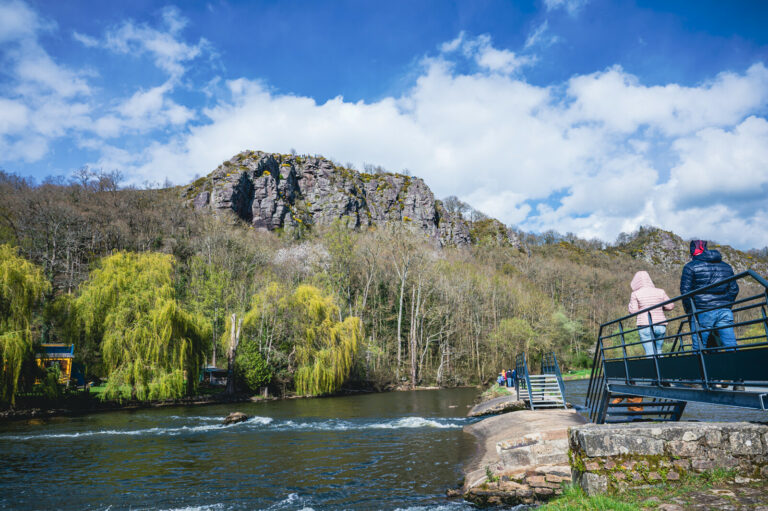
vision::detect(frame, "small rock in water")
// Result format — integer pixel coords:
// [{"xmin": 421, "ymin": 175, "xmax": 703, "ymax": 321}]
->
[{"xmin": 223, "ymin": 412, "xmax": 249, "ymax": 425}]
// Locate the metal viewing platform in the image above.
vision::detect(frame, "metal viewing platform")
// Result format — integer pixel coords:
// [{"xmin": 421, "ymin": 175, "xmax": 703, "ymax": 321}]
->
[{"xmin": 585, "ymin": 270, "xmax": 768, "ymax": 424}]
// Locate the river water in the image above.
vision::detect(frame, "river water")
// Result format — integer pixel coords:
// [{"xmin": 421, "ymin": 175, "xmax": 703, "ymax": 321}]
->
[
  {"xmin": 2, "ymin": 382, "xmax": 767, "ymax": 511},
  {"xmin": 0, "ymin": 388, "xmax": 480, "ymax": 511}
]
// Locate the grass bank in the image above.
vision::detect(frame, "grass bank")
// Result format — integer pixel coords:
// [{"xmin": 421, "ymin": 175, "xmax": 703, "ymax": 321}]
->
[
  {"xmin": 540, "ymin": 469, "xmax": 766, "ymax": 510},
  {"xmin": 562, "ymin": 368, "xmax": 591, "ymax": 381}
]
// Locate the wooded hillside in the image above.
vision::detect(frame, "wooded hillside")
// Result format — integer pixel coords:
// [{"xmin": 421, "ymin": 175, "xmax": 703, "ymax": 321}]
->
[{"xmin": 2, "ymin": 160, "xmax": 766, "ymax": 401}]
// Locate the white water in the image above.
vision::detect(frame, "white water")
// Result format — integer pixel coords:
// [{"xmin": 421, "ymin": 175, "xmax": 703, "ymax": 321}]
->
[{"xmin": 1, "ymin": 415, "xmax": 470, "ymax": 441}]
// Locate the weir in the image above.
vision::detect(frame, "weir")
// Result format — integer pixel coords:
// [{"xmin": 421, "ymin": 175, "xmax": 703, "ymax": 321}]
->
[{"xmin": 585, "ymin": 269, "xmax": 768, "ymax": 424}]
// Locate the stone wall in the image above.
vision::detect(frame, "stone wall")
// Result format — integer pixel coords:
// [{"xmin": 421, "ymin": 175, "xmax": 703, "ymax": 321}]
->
[{"xmin": 569, "ymin": 422, "xmax": 768, "ymax": 495}]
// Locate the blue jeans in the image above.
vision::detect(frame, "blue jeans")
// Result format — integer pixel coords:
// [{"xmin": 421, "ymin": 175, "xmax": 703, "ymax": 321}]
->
[
  {"xmin": 639, "ymin": 325, "xmax": 666, "ymax": 356},
  {"xmin": 692, "ymin": 308, "xmax": 737, "ymax": 350},
  {"xmin": 507, "ymin": 377, "xmax": 512, "ymax": 387}
]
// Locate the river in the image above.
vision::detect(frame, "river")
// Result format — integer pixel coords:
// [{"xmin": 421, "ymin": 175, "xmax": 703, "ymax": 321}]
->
[
  {"xmin": 0, "ymin": 388, "xmax": 481, "ymax": 511},
  {"xmin": 2, "ymin": 382, "xmax": 767, "ymax": 510}
]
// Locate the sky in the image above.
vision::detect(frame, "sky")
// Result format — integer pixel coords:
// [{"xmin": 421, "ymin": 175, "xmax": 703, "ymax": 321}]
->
[{"xmin": 1, "ymin": 0, "xmax": 767, "ymax": 249}]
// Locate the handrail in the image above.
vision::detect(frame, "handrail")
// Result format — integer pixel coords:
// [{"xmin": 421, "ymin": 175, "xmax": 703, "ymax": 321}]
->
[{"xmin": 587, "ymin": 268, "xmax": 768, "ymax": 419}]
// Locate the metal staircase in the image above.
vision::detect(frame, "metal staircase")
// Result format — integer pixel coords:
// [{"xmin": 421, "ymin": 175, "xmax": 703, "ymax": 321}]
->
[
  {"xmin": 586, "ymin": 269, "xmax": 768, "ymax": 424},
  {"xmin": 515, "ymin": 352, "xmax": 567, "ymax": 410}
]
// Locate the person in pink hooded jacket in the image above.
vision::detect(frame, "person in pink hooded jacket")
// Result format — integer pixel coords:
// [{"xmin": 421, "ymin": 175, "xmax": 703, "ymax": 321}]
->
[{"xmin": 628, "ymin": 271, "xmax": 675, "ymax": 356}]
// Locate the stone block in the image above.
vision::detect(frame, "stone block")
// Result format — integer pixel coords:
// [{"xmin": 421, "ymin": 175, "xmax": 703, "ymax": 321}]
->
[
  {"xmin": 576, "ymin": 472, "xmax": 607, "ymax": 496},
  {"xmin": 580, "ymin": 432, "xmax": 664, "ymax": 457},
  {"xmin": 673, "ymin": 459, "xmax": 690, "ymax": 471},
  {"xmin": 666, "ymin": 471, "xmax": 680, "ymax": 481},
  {"xmin": 692, "ymin": 459, "xmax": 715, "ymax": 471},
  {"xmin": 729, "ymin": 430, "xmax": 763, "ymax": 455},
  {"xmin": 526, "ymin": 476, "xmax": 547, "ymax": 487},
  {"xmin": 545, "ymin": 474, "xmax": 569, "ymax": 484},
  {"xmin": 539, "ymin": 465, "xmax": 571, "ymax": 477},
  {"xmin": 666, "ymin": 440, "xmax": 701, "ymax": 457},
  {"xmin": 584, "ymin": 461, "xmax": 600, "ymax": 471},
  {"xmin": 647, "ymin": 471, "xmax": 661, "ymax": 481},
  {"xmin": 682, "ymin": 430, "xmax": 702, "ymax": 442},
  {"xmin": 705, "ymin": 430, "xmax": 723, "ymax": 447},
  {"xmin": 534, "ymin": 487, "xmax": 554, "ymax": 497}
]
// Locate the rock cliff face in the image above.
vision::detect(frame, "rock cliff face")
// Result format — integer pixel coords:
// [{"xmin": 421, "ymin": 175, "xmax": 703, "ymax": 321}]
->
[{"xmin": 183, "ymin": 151, "xmax": 472, "ymax": 246}]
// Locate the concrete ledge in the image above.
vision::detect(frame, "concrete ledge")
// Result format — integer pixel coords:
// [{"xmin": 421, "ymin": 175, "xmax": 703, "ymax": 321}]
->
[{"xmin": 569, "ymin": 422, "xmax": 768, "ymax": 495}]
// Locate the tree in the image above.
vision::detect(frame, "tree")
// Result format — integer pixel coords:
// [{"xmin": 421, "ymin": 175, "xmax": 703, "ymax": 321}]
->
[
  {"xmin": 0, "ymin": 244, "xmax": 50, "ymax": 405},
  {"xmin": 75, "ymin": 251, "xmax": 210, "ymax": 401},
  {"xmin": 285, "ymin": 285, "xmax": 361, "ymax": 396}
]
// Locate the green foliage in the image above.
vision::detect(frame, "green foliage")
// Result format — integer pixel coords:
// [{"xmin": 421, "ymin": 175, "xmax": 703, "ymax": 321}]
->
[
  {"xmin": 290, "ymin": 285, "xmax": 362, "ymax": 395},
  {"xmin": 235, "ymin": 341, "xmax": 272, "ymax": 392},
  {"xmin": 75, "ymin": 252, "xmax": 211, "ymax": 401},
  {"xmin": 0, "ymin": 244, "xmax": 50, "ymax": 405},
  {"xmin": 39, "ymin": 366, "xmax": 63, "ymax": 399}
]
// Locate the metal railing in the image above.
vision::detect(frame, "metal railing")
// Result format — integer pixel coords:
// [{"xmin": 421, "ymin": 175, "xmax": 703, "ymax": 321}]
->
[{"xmin": 586, "ymin": 270, "xmax": 768, "ymax": 422}]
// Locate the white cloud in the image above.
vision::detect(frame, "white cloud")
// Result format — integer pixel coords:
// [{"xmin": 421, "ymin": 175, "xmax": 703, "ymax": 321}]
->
[
  {"xmin": 544, "ymin": 0, "xmax": 589, "ymax": 15},
  {"xmin": 666, "ymin": 116, "xmax": 768, "ymax": 203},
  {"xmin": 440, "ymin": 33, "xmax": 534, "ymax": 75},
  {"xmin": 0, "ymin": 0, "xmax": 44, "ymax": 43},
  {"xmin": 92, "ymin": 6, "xmax": 208, "ymax": 79},
  {"xmin": 524, "ymin": 20, "xmax": 559, "ymax": 49},
  {"xmin": 103, "ymin": 35, "xmax": 768, "ymax": 248}
]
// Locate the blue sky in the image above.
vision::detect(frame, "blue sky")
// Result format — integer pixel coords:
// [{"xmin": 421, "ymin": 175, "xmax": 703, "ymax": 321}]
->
[{"xmin": 1, "ymin": 0, "xmax": 768, "ymax": 248}]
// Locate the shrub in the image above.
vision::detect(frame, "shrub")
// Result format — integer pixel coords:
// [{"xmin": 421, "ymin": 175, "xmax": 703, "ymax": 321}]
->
[{"xmin": 235, "ymin": 342, "xmax": 272, "ymax": 393}]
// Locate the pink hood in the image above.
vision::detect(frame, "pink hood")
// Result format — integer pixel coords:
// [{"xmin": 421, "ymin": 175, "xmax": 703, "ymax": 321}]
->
[{"xmin": 631, "ymin": 271, "xmax": 654, "ymax": 291}]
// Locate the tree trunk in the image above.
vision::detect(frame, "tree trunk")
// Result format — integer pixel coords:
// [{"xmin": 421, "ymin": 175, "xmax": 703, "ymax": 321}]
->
[
  {"xmin": 396, "ymin": 264, "xmax": 408, "ymax": 382},
  {"xmin": 225, "ymin": 313, "xmax": 242, "ymax": 395}
]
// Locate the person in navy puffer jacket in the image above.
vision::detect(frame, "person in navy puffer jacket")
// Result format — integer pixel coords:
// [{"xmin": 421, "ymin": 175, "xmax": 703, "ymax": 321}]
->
[{"xmin": 680, "ymin": 240, "xmax": 739, "ymax": 350}]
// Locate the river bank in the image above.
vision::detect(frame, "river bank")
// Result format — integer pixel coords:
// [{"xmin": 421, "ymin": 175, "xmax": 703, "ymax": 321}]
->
[{"xmin": 0, "ymin": 383, "xmax": 479, "ymax": 424}]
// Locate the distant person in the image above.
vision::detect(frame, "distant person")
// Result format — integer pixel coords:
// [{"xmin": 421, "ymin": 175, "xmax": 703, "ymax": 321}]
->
[
  {"xmin": 628, "ymin": 271, "xmax": 675, "ymax": 356},
  {"xmin": 680, "ymin": 240, "xmax": 739, "ymax": 351},
  {"xmin": 506, "ymin": 369, "xmax": 513, "ymax": 388},
  {"xmin": 497, "ymin": 372, "xmax": 504, "ymax": 386}
]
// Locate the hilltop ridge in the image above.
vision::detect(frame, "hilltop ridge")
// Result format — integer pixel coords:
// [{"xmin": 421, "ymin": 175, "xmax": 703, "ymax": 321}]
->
[{"xmin": 183, "ymin": 150, "xmax": 478, "ymax": 246}]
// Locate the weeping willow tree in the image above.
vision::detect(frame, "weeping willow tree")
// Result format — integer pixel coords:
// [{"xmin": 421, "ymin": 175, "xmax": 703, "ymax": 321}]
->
[
  {"xmin": 76, "ymin": 252, "xmax": 211, "ymax": 401},
  {"xmin": 0, "ymin": 244, "xmax": 50, "ymax": 405},
  {"xmin": 257, "ymin": 284, "xmax": 361, "ymax": 396}
]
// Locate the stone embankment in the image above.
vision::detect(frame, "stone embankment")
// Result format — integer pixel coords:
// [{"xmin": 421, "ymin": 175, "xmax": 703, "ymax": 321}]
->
[
  {"xmin": 461, "ymin": 409, "xmax": 587, "ymax": 506},
  {"xmin": 569, "ymin": 422, "xmax": 768, "ymax": 495}
]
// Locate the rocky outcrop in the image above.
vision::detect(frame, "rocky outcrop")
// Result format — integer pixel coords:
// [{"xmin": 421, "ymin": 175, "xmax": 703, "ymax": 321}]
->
[
  {"xmin": 462, "ymin": 409, "xmax": 587, "ymax": 506},
  {"xmin": 569, "ymin": 422, "xmax": 768, "ymax": 495},
  {"xmin": 183, "ymin": 151, "xmax": 471, "ymax": 246},
  {"xmin": 613, "ymin": 227, "xmax": 768, "ymax": 274}
]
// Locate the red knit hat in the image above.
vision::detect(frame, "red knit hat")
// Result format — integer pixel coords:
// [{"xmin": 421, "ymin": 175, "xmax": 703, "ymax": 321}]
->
[{"xmin": 690, "ymin": 240, "xmax": 707, "ymax": 257}]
